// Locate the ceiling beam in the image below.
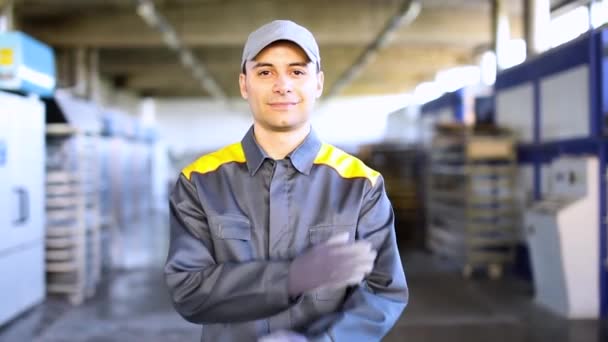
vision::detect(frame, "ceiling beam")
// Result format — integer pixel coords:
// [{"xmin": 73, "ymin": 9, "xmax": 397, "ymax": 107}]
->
[
  {"xmin": 20, "ymin": 2, "xmax": 522, "ymax": 48},
  {"xmin": 325, "ymin": 0, "xmax": 422, "ymax": 98},
  {"xmin": 98, "ymin": 45, "xmax": 471, "ymax": 70},
  {"xmin": 133, "ymin": 0, "xmax": 226, "ymax": 99}
]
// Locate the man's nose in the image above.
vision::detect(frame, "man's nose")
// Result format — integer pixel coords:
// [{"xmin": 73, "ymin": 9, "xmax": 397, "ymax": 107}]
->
[{"xmin": 273, "ymin": 74, "xmax": 293, "ymax": 94}]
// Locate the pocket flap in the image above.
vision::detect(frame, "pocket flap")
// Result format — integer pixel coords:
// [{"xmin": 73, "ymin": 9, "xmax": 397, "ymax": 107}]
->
[{"xmin": 209, "ymin": 215, "xmax": 251, "ymax": 240}]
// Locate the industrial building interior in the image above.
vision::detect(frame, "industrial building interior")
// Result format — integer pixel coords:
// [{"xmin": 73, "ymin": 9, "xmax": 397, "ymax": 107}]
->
[{"xmin": 1, "ymin": 0, "xmax": 608, "ymax": 341}]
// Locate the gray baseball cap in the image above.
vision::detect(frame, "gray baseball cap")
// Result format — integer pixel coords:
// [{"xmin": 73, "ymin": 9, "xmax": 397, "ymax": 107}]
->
[{"xmin": 241, "ymin": 20, "xmax": 321, "ymax": 71}]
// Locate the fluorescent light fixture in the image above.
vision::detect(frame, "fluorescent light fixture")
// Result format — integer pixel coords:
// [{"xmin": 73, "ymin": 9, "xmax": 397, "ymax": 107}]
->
[
  {"xmin": 201, "ymin": 78, "xmax": 217, "ymax": 91},
  {"xmin": 134, "ymin": 0, "xmax": 225, "ymax": 99},
  {"xmin": 161, "ymin": 30, "xmax": 180, "ymax": 50},
  {"xmin": 192, "ymin": 65, "xmax": 205, "ymax": 80},
  {"xmin": 136, "ymin": 1, "xmax": 160, "ymax": 28},
  {"xmin": 179, "ymin": 50, "xmax": 195, "ymax": 68},
  {"xmin": 0, "ymin": 16, "xmax": 7, "ymax": 32}
]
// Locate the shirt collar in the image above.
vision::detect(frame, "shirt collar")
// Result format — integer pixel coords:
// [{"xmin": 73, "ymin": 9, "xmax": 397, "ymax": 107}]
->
[
  {"xmin": 288, "ymin": 128, "xmax": 321, "ymax": 175},
  {"xmin": 241, "ymin": 125, "xmax": 322, "ymax": 176},
  {"xmin": 242, "ymin": 126, "xmax": 268, "ymax": 176}
]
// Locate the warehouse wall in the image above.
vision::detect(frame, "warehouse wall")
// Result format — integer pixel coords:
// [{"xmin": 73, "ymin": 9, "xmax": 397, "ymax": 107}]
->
[
  {"xmin": 384, "ymin": 106, "xmax": 422, "ymax": 144},
  {"xmin": 96, "ymin": 77, "xmax": 141, "ymax": 115},
  {"xmin": 155, "ymin": 94, "xmax": 408, "ymax": 155},
  {"xmin": 155, "ymin": 99, "xmax": 252, "ymax": 156},
  {"xmin": 312, "ymin": 95, "xmax": 406, "ymax": 152}
]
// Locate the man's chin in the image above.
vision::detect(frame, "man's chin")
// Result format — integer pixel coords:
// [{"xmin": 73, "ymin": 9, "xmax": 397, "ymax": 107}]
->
[
  {"xmin": 264, "ymin": 121, "xmax": 306, "ymax": 133},
  {"xmin": 269, "ymin": 124, "xmax": 299, "ymax": 132}
]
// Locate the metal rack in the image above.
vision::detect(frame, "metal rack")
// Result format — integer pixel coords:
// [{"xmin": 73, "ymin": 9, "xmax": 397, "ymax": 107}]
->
[
  {"xmin": 45, "ymin": 125, "xmax": 101, "ymax": 305},
  {"xmin": 358, "ymin": 144, "xmax": 427, "ymax": 248},
  {"xmin": 426, "ymin": 124, "xmax": 519, "ymax": 278}
]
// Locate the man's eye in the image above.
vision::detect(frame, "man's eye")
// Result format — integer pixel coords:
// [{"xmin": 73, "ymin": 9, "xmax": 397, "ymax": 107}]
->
[
  {"xmin": 258, "ymin": 70, "xmax": 271, "ymax": 76},
  {"xmin": 293, "ymin": 70, "xmax": 306, "ymax": 76}
]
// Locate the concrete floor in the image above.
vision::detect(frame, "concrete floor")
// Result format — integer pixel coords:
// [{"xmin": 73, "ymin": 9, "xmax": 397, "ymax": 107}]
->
[{"xmin": 0, "ymin": 215, "xmax": 606, "ymax": 342}]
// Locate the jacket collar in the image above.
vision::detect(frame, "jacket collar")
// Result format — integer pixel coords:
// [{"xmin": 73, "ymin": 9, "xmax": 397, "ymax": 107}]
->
[{"xmin": 241, "ymin": 125, "xmax": 322, "ymax": 176}]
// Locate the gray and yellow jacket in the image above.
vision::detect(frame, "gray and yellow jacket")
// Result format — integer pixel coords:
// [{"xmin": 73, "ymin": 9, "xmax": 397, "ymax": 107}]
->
[{"xmin": 165, "ymin": 126, "xmax": 408, "ymax": 341}]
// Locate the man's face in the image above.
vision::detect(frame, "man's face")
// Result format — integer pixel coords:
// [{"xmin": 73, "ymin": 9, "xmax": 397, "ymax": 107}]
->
[{"xmin": 239, "ymin": 41, "xmax": 324, "ymax": 132}]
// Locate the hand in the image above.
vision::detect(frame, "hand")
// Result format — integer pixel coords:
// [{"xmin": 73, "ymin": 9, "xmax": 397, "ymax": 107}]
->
[
  {"xmin": 258, "ymin": 330, "xmax": 308, "ymax": 342},
  {"xmin": 288, "ymin": 232, "xmax": 377, "ymax": 297}
]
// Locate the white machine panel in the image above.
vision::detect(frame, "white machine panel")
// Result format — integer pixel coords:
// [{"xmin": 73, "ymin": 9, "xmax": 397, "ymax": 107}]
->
[
  {"xmin": 496, "ymin": 82, "xmax": 534, "ymax": 143},
  {"xmin": 540, "ymin": 65, "xmax": 589, "ymax": 141},
  {"xmin": 0, "ymin": 92, "xmax": 45, "ymax": 251},
  {"xmin": 0, "ymin": 242, "xmax": 45, "ymax": 325},
  {"xmin": 525, "ymin": 156, "xmax": 599, "ymax": 318},
  {"xmin": 550, "ymin": 156, "xmax": 590, "ymax": 197},
  {"xmin": 0, "ymin": 102, "xmax": 11, "ymax": 244},
  {"xmin": 0, "ymin": 91, "xmax": 46, "ymax": 326}
]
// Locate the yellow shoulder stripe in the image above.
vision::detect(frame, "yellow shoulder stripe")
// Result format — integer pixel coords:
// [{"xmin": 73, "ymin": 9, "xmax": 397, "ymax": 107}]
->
[
  {"xmin": 182, "ymin": 142, "xmax": 246, "ymax": 180},
  {"xmin": 313, "ymin": 143, "xmax": 380, "ymax": 186}
]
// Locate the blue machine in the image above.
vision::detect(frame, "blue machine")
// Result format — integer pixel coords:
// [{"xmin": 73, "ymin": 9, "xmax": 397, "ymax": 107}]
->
[
  {"xmin": 0, "ymin": 32, "xmax": 55, "ymax": 97},
  {"xmin": 420, "ymin": 89, "xmax": 466, "ymax": 123},
  {"xmin": 495, "ymin": 26, "xmax": 608, "ymax": 317},
  {"xmin": 420, "ymin": 87, "xmax": 493, "ymax": 125}
]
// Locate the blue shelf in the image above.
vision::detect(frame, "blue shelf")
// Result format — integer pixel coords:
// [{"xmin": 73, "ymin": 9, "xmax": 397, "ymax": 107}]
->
[{"xmin": 497, "ymin": 25, "xmax": 608, "ymax": 318}]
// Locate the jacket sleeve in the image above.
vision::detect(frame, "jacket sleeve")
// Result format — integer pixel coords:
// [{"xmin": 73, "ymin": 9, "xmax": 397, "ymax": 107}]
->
[
  {"xmin": 306, "ymin": 175, "xmax": 408, "ymax": 341},
  {"xmin": 164, "ymin": 173, "xmax": 292, "ymax": 324}
]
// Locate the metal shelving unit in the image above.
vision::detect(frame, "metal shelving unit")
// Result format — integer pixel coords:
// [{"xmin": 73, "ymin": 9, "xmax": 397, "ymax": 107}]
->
[
  {"xmin": 426, "ymin": 124, "xmax": 519, "ymax": 278},
  {"xmin": 45, "ymin": 125, "xmax": 101, "ymax": 305},
  {"xmin": 358, "ymin": 144, "xmax": 427, "ymax": 248}
]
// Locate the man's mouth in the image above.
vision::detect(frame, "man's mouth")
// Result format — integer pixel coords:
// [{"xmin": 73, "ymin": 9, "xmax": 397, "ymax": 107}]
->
[{"xmin": 268, "ymin": 101, "xmax": 299, "ymax": 109}]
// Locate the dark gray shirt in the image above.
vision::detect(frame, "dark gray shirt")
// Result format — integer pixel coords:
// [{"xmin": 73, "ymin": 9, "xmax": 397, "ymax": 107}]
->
[{"xmin": 165, "ymin": 126, "xmax": 408, "ymax": 341}]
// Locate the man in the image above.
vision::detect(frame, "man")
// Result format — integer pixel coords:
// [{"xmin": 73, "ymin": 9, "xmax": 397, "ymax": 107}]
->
[{"xmin": 165, "ymin": 20, "xmax": 408, "ymax": 342}]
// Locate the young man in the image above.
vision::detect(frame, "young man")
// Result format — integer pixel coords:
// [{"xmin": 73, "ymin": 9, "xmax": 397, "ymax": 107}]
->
[{"xmin": 165, "ymin": 20, "xmax": 408, "ymax": 342}]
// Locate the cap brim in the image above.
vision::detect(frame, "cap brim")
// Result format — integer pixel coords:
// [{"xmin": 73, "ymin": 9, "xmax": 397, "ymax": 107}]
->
[{"xmin": 243, "ymin": 36, "xmax": 318, "ymax": 69}]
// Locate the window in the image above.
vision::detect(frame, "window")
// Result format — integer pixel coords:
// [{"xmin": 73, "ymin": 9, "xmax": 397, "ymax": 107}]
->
[
  {"xmin": 591, "ymin": 0, "xmax": 608, "ymax": 28},
  {"xmin": 549, "ymin": 6, "xmax": 590, "ymax": 47}
]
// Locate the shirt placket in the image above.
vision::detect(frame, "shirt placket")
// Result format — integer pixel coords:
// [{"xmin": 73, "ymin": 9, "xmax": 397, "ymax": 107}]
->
[
  {"xmin": 268, "ymin": 159, "xmax": 290, "ymax": 256},
  {"xmin": 268, "ymin": 158, "xmax": 291, "ymax": 331}
]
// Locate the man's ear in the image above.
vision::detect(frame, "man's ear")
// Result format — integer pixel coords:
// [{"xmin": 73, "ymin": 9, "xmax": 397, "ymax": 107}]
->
[
  {"xmin": 316, "ymin": 71, "xmax": 324, "ymax": 98},
  {"xmin": 239, "ymin": 73, "xmax": 248, "ymax": 100}
]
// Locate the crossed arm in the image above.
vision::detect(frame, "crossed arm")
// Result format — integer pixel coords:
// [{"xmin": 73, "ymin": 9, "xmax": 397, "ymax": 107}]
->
[{"xmin": 164, "ymin": 174, "xmax": 408, "ymax": 340}]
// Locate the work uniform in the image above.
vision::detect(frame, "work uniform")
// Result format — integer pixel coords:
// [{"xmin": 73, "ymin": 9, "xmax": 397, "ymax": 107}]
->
[{"xmin": 165, "ymin": 126, "xmax": 408, "ymax": 341}]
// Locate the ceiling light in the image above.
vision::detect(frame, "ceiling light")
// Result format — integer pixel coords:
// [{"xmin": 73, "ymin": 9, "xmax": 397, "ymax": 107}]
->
[
  {"xmin": 161, "ymin": 30, "xmax": 180, "ymax": 50},
  {"xmin": 179, "ymin": 50, "xmax": 195, "ymax": 68},
  {"xmin": 136, "ymin": 1, "xmax": 159, "ymax": 28}
]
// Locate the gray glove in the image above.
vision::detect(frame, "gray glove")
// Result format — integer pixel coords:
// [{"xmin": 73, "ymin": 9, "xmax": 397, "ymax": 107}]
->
[
  {"xmin": 258, "ymin": 330, "xmax": 308, "ymax": 342},
  {"xmin": 287, "ymin": 232, "xmax": 377, "ymax": 297}
]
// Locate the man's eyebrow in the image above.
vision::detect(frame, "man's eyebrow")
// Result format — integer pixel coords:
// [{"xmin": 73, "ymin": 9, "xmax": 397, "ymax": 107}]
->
[
  {"xmin": 251, "ymin": 61, "xmax": 311, "ymax": 69},
  {"xmin": 289, "ymin": 62, "xmax": 310, "ymax": 67},
  {"xmin": 252, "ymin": 62, "xmax": 274, "ymax": 69}
]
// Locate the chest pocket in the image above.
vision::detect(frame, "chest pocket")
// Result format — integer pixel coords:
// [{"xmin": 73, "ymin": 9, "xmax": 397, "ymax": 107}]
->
[
  {"xmin": 309, "ymin": 224, "xmax": 355, "ymax": 302},
  {"xmin": 208, "ymin": 215, "xmax": 253, "ymax": 262}
]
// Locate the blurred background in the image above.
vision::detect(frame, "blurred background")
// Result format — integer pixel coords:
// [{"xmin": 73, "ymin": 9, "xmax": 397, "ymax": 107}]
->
[{"xmin": 0, "ymin": 0, "xmax": 607, "ymax": 341}]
